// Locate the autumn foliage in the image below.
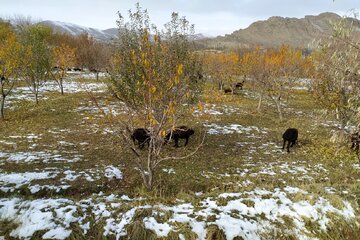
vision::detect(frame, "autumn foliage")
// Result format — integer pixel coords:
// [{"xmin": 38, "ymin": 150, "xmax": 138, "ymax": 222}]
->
[
  {"xmin": 203, "ymin": 51, "xmax": 239, "ymax": 91},
  {"xmin": 52, "ymin": 43, "xmax": 76, "ymax": 94},
  {"xmin": 108, "ymin": 5, "xmax": 204, "ymax": 189}
]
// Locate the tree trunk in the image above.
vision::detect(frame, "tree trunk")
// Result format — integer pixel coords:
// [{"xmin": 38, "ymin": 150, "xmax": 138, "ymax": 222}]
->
[
  {"xmin": 335, "ymin": 107, "xmax": 340, "ymax": 122},
  {"xmin": 141, "ymin": 169, "xmax": 153, "ymax": 190},
  {"xmin": 257, "ymin": 93, "xmax": 263, "ymax": 111},
  {"xmin": 272, "ymin": 95, "xmax": 283, "ymax": 121},
  {"xmin": 0, "ymin": 95, "xmax": 5, "ymax": 120},
  {"xmin": 218, "ymin": 81, "xmax": 223, "ymax": 90},
  {"xmin": 60, "ymin": 79, "xmax": 64, "ymax": 95},
  {"xmin": 35, "ymin": 92, "xmax": 39, "ymax": 104},
  {"xmin": 96, "ymin": 71, "xmax": 99, "ymax": 81},
  {"xmin": 275, "ymin": 100, "xmax": 283, "ymax": 120}
]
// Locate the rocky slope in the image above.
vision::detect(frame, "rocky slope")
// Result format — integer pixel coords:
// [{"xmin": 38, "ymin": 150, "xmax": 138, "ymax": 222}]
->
[{"xmin": 199, "ymin": 12, "xmax": 360, "ymax": 49}]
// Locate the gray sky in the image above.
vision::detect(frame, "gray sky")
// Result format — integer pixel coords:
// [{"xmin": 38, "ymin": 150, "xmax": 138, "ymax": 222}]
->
[{"xmin": 1, "ymin": 0, "xmax": 359, "ymax": 36}]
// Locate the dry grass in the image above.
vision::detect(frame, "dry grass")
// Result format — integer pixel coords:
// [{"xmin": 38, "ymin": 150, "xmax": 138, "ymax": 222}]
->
[{"xmin": 0, "ymin": 78, "xmax": 359, "ymax": 239}]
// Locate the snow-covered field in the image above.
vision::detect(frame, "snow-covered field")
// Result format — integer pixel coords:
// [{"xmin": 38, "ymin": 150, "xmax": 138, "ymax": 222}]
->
[
  {"xmin": 0, "ymin": 187, "xmax": 356, "ymax": 239},
  {"xmin": 0, "ymin": 79, "xmax": 359, "ymax": 239},
  {"xmin": 6, "ymin": 78, "xmax": 107, "ymax": 107}
]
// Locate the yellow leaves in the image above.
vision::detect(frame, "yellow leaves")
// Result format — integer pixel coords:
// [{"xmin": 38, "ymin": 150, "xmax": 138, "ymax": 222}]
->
[
  {"xmin": 168, "ymin": 101, "xmax": 176, "ymax": 115},
  {"xmin": 151, "ymin": 86, "xmax": 156, "ymax": 93},
  {"xmin": 197, "ymin": 102, "xmax": 204, "ymax": 112},
  {"xmin": 53, "ymin": 43, "xmax": 76, "ymax": 74},
  {"xmin": 177, "ymin": 64, "xmax": 183, "ymax": 76},
  {"xmin": 131, "ymin": 49, "xmax": 137, "ymax": 64},
  {"xmin": 159, "ymin": 130, "xmax": 166, "ymax": 138},
  {"xmin": 142, "ymin": 29, "xmax": 149, "ymax": 42},
  {"xmin": 148, "ymin": 112, "xmax": 157, "ymax": 126},
  {"xmin": 174, "ymin": 76, "xmax": 179, "ymax": 85},
  {"xmin": 0, "ymin": 31, "xmax": 24, "ymax": 79}
]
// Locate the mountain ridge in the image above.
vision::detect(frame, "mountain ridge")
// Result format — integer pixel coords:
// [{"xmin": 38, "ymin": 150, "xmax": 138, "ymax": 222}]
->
[
  {"xmin": 198, "ymin": 12, "xmax": 360, "ymax": 49},
  {"xmin": 39, "ymin": 12, "xmax": 360, "ymax": 48}
]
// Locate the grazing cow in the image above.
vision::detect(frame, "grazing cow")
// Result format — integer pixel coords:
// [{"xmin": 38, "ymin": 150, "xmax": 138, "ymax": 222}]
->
[
  {"xmin": 165, "ymin": 126, "xmax": 195, "ymax": 147},
  {"xmin": 224, "ymin": 88, "xmax": 232, "ymax": 94},
  {"xmin": 282, "ymin": 128, "xmax": 298, "ymax": 153},
  {"xmin": 73, "ymin": 67, "xmax": 82, "ymax": 72},
  {"xmin": 235, "ymin": 80, "xmax": 245, "ymax": 90},
  {"xmin": 351, "ymin": 132, "xmax": 360, "ymax": 158},
  {"xmin": 131, "ymin": 128, "xmax": 150, "ymax": 149}
]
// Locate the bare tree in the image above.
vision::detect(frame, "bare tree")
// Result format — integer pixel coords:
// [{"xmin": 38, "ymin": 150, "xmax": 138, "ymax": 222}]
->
[{"xmin": 75, "ymin": 33, "xmax": 110, "ymax": 80}]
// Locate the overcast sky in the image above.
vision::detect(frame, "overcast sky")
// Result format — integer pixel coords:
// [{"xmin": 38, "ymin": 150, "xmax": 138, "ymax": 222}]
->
[{"xmin": 1, "ymin": 0, "xmax": 359, "ymax": 36}]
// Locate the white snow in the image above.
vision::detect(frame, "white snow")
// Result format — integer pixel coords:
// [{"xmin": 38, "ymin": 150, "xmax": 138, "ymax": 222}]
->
[
  {"xmin": 0, "ymin": 171, "xmax": 58, "ymax": 192},
  {"xmin": 143, "ymin": 217, "xmax": 172, "ymax": 237},
  {"xmin": 0, "ymin": 187, "xmax": 357, "ymax": 240},
  {"xmin": 205, "ymin": 123, "xmax": 267, "ymax": 135},
  {"xmin": 0, "ymin": 151, "xmax": 82, "ymax": 163},
  {"xmin": 105, "ymin": 166, "xmax": 123, "ymax": 180},
  {"xmin": 162, "ymin": 168, "xmax": 176, "ymax": 174}
]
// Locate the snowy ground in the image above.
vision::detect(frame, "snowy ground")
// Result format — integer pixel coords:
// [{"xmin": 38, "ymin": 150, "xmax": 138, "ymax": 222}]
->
[
  {"xmin": 6, "ymin": 79, "xmax": 107, "ymax": 107},
  {"xmin": 0, "ymin": 187, "xmax": 356, "ymax": 239},
  {"xmin": 0, "ymin": 82, "xmax": 359, "ymax": 239}
]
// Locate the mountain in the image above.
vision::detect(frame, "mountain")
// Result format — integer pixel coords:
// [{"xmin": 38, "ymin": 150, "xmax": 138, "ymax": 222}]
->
[
  {"xmin": 40, "ymin": 21, "xmax": 118, "ymax": 41},
  {"xmin": 199, "ymin": 12, "xmax": 360, "ymax": 49},
  {"xmin": 39, "ymin": 21, "xmax": 210, "ymax": 42}
]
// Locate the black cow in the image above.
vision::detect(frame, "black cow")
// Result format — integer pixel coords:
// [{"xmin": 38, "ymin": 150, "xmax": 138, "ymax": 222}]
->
[
  {"xmin": 131, "ymin": 128, "xmax": 150, "ymax": 149},
  {"xmin": 0, "ymin": 75, "xmax": 5, "ymax": 81},
  {"xmin": 235, "ymin": 80, "xmax": 245, "ymax": 90},
  {"xmin": 351, "ymin": 132, "xmax": 360, "ymax": 158},
  {"xmin": 165, "ymin": 126, "xmax": 195, "ymax": 147},
  {"xmin": 224, "ymin": 88, "xmax": 232, "ymax": 94},
  {"xmin": 282, "ymin": 128, "xmax": 298, "ymax": 153}
]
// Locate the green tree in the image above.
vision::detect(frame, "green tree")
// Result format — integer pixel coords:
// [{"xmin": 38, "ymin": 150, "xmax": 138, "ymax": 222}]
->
[
  {"xmin": 19, "ymin": 24, "xmax": 53, "ymax": 104},
  {"xmin": 108, "ymin": 4, "xmax": 204, "ymax": 189}
]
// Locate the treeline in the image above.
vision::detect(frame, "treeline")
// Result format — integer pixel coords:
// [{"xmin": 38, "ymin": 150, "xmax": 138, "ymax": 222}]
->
[
  {"xmin": 202, "ymin": 21, "xmax": 359, "ymax": 126},
  {"xmin": 0, "ymin": 18, "xmax": 112, "ymax": 118}
]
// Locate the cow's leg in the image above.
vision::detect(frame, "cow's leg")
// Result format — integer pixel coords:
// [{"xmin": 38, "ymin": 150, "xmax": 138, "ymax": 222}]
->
[
  {"xmin": 185, "ymin": 137, "xmax": 189, "ymax": 146},
  {"xmin": 174, "ymin": 137, "xmax": 179, "ymax": 147},
  {"xmin": 287, "ymin": 141, "xmax": 291, "ymax": 153},
  {"xmin": 282, "ymin": 140, "xmax": 286, "ymax": 150}
]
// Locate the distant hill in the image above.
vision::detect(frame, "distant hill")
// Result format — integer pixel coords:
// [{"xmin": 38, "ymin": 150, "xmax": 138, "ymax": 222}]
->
[
  {"xmin": 198, "ymin": 12, "xmax": 360, "ymax": 49},
  {"xmin": 39, "ymin": 21, "xmax": 210, "ymax": 42},
  {"xmin": 40, "ymin": 21, "xmax": 118, "ymax": 42}
]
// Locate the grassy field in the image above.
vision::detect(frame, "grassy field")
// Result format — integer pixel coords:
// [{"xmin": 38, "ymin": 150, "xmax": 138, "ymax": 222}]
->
[{"xmin": 0, "ymin": 74, "xmax": 359, "ymax": 239}]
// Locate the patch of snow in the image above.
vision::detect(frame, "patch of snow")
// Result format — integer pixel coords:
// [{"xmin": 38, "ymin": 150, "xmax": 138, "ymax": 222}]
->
[
  {"xmin": 0, "ymin": 151, "xmax": 82, "ymax": 163},
  {"xmin": 162, "ymin": 168, "xmax": 176, "ymax": 174},
  {"xmin": 143, "ymin": 217, "xmax": 172, "ymax": 237},
  {"xmin": 0, "ymin": 171, "xmax": 58, "ymax": 190},
  {"xmin": 105, "ymin": 166, "xmax": 123, "ymax": 180},
  {"xmin": 205, "ymin": 123, "xmax": 267, "ymax": 135}
]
